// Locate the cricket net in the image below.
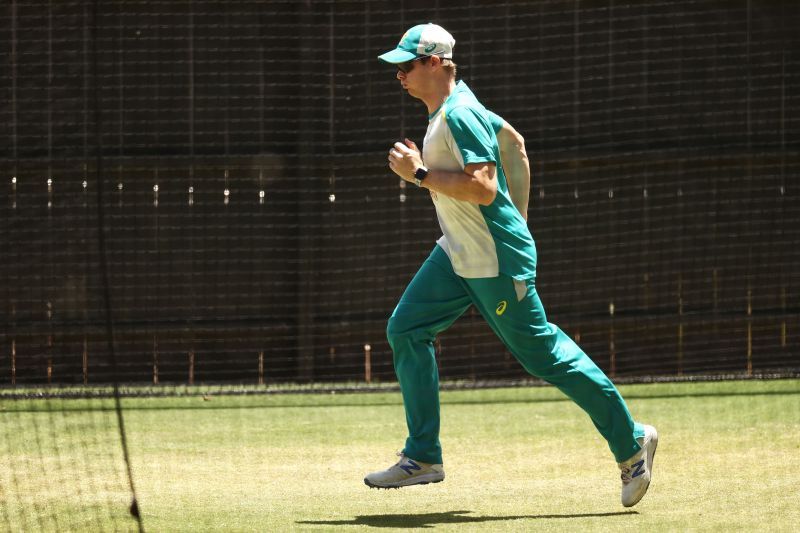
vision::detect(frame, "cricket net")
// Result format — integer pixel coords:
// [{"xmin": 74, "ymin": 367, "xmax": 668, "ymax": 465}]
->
[{"xmin": 1, "ymin": 0, "xmax": 798, "ymax": 529}]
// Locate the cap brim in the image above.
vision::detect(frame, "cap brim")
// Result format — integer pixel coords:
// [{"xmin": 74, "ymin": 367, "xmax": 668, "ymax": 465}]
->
[{"xmin": 378, "ymin": 48, "xmax": 419, "ymax": 64}]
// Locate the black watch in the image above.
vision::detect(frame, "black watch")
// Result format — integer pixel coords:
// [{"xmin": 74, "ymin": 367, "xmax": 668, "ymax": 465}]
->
[{"xmin": 413, "ymin": 166, "xmax": 429, "ymax": 187}]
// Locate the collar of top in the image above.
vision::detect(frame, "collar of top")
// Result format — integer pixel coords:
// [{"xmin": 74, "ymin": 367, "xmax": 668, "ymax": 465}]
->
[
  {"xmin": 378, "ymin": 23, "xmax": 455, "ymax": 64},
  {"xmin": 428, "ymin": 80, "xmax": 466, "ymax": 121}
]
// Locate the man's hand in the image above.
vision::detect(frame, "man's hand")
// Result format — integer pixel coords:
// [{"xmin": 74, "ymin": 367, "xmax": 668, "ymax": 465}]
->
[{"xmin": 388, "ymin": 138, "xmax": 424, "ymax": 183}]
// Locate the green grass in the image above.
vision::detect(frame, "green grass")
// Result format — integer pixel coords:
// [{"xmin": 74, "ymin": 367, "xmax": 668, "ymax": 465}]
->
[{"xmin": 1, "ymin": 379, "xmax": 799, "ymax": 532}]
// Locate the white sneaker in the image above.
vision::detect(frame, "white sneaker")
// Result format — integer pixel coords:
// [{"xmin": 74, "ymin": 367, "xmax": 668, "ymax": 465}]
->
[
  {"xmin": 619, "ymin": 424, "xmax": 658, "ymax": 507},
  {"xmin": 364, "ymin": 453, "xmax": 445, "ymax": 489}
]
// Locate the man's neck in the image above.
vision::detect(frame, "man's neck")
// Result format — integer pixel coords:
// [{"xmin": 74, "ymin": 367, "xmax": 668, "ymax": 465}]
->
[{"xmin": 423, "ymin": 78, "xmax": 457, "ymax": 115}]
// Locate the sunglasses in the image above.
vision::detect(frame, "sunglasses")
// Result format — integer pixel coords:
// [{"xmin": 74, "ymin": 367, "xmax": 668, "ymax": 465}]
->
[{"xmin": 397, "ymin": 56, "xmax": 429, "ymax": 73}]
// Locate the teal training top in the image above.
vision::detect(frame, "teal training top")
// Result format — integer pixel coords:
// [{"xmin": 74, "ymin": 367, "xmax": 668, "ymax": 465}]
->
[
  {"xmin": 485, "ymin": 109, "xmax": 505, "ymax": 135},
  {"xmin": 422, "ymin": 81, "xmax": 537, "ymax": 280}
]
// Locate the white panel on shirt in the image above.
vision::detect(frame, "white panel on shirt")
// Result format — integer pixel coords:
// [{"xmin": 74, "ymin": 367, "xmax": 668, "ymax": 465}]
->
[{"xmin": 423, "ymin": 108, "xmax": 500, "ymax": 278}]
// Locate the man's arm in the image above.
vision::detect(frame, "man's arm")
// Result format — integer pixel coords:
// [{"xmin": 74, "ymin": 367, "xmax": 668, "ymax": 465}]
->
[
  {"xmin": 496, "ymin": 120, "xmax": 531, "ymax": 221},
  {"xmin": 389, "ymin": 140, "xmax": 497, "ymax": 206},
  {"xmin": 422, "ymin": 163, "xmax": 497, "ymax": 206}
]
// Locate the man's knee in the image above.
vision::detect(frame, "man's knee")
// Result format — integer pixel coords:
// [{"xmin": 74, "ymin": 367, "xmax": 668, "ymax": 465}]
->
[
  {"xmin": 386, "ymin": 314, "xmax": 430, "ymax": 349},
  {"xmin": 386, "ymin": 315, "xmax": 407, "ymax": 348},
  {"xmin": 386, "ymin": 316, "xmax": 397, "ymax": 341}
]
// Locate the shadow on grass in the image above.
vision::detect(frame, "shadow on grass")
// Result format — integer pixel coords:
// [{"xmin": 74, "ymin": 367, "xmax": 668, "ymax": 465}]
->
[{"xmin": 297, "ymin": 509, "xmax": 637, "ymax": 528}]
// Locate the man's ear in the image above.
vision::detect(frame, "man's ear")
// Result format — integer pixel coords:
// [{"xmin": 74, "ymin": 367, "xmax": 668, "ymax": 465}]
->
[{"xmin": 429, "ymin": 55, "xmax": 442, "ymax": 68}]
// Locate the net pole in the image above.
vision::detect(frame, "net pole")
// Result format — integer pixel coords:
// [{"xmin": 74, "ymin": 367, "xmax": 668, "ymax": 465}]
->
[
  {"xmin": 153, "ymin": 10, "xmax": 162, "ymax": 387},
  {"xmin": 678, "ymin": 277, "xmax": 684, "ymax": 376},
  {"xmin": 296, "ymin": 3, "xmax": 317, "ymax": 382},
  {"xmin": 90, "ymin": 1, "xmax": 144, "ymax": 528},
  {"xmin": 257, "ymin": 20, "xmax": 266, "ymax": 381},
  {"xmin": 398, "ymin": 0, "xmax": 407, "ymax": 262},
  {"xmin": 746, "ymin": 0, "xmax": 753, "ymax": 376},
  {"xmin": 609, "ymin": 302, "xmax": 616, "ymax": 378},
  {"xmin": 780, "ymin": 41, "xmax": 787, "ymax": 349},
  {"xmin": 11, "ymin": 0, "xmax": 17, "ymax": 183},
  {"xmin": 83, "ymin": 1, "xmax": 90, "ymax": 383},
  {"xmin": 9, "ymin": 0, "xmax": 18, "ymax": 385},
  {"xmin": 327, "ymin": 3, "xmax": 336, "ymax": 365},
  {"xmin": 364, "ymin": 344, "xmax": 371, "ymax": 384},
  {"xmin": 188, "ymin": 0, "xmax": 196, "ymax": 384},
  {"xmin": 46, "ymin": 0, "xmax": 54, "ymax": 386}
]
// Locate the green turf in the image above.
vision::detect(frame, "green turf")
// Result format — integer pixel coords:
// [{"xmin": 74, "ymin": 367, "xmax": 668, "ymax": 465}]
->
[{"xmin": 1, "ymin": 379, "xmax": 798, "ymax": 532}]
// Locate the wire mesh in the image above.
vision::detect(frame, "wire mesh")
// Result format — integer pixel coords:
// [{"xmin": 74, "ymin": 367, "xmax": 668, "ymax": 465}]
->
[{"xmin": 0, "ymin": 1, "xmax": 799, "ymax": 527}]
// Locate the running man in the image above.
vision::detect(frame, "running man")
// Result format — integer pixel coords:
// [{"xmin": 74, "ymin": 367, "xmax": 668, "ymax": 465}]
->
[{"xmin": 364, "ymin": 23, "xmax": 658, "ymax": 508}]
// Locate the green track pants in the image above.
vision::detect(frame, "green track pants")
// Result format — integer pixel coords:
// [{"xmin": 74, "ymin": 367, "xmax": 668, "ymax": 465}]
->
[{"xmin": 387, "ymin": 245, "xmax": 644, "ymax": 465}]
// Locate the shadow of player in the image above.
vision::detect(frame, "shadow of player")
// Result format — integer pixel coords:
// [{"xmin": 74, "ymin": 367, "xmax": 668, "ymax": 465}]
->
[{"xmin": 297, "ymin": 509, "xmax": 638, "ymax": 528}]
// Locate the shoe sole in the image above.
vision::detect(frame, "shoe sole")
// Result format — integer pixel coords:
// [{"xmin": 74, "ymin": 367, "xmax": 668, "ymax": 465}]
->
[
  {"xmin": 364, "ymin": 474, "xmax": 444, "ymax": 489},
  {"xmin": 623, "ymin": 427, "xmax": 658, "ymax": 507}
]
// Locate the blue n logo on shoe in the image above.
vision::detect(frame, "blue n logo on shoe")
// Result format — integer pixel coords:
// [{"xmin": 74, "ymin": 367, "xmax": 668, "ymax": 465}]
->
[
  {"xmin": 631, "ymin": 459, "xmax": 646, "ymax": 478},
  {"xmin": 400, "ymin": 460, "xmax": 422, "ymax": 476}
]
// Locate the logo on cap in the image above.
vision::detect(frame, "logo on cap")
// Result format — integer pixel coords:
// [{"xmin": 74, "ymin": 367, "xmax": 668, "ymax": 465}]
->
[{"xmin": 424, "ymin": 43, "xmax": 437, "ymax": 53}]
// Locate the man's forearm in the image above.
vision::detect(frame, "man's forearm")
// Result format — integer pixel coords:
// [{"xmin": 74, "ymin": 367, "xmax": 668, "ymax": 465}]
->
[{"xmin": 420, "ymin": 165, "xmax": 497, "ymax": 206}]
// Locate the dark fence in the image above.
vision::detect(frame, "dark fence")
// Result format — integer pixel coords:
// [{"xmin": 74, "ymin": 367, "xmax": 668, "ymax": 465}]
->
[{"xmin": 2, "ymin": 0, "xmax": 799, "ymax": 385}]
